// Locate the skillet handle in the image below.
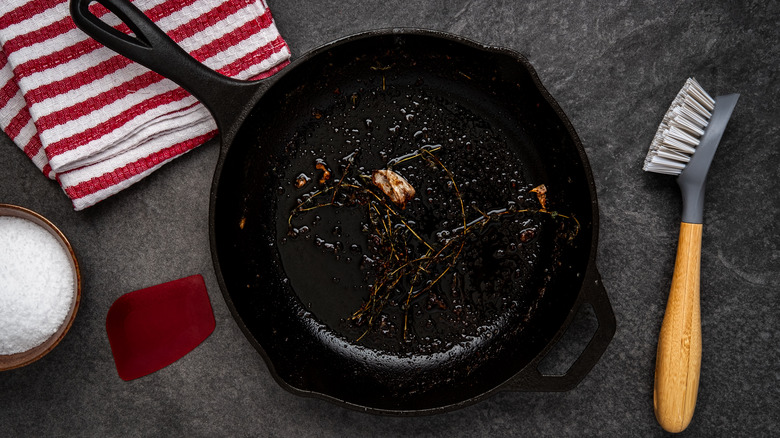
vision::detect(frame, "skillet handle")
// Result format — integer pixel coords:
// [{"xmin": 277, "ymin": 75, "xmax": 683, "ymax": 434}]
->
[
  {"xmin": 505, "ymin": 264, "xmax": 616, "ymax": 392},
  {"xmin": 69, "ymin": 0, "xmax": 262, "ymax": 133}
]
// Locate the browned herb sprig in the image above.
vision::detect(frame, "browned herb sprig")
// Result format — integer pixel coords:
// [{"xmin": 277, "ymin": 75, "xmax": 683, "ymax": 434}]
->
[{"xmin": 287, "ymin": 145, "xmax": 579, "ymax": 342}]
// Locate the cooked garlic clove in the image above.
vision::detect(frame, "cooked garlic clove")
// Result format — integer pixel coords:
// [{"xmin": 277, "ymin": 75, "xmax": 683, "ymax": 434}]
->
[{"xmin": 371, "ymin": 169, "xmax": 416, "ymax": 208}]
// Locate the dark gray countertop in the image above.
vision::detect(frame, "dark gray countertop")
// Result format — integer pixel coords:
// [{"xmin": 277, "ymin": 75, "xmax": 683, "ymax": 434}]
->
[{"xmin": 2, "ymin": 0, "xmax": 778, "ymax": 436}]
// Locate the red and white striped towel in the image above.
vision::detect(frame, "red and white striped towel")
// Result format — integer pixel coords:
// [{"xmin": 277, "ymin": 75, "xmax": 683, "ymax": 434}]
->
[{"xmin": 0, "ymin": 0, "xmax": 290, "ymax": 210}]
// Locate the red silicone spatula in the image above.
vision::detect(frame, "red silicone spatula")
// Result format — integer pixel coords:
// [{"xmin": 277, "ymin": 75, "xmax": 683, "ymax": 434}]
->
[{"xmin": 106, "ymin": 275, "xmax": 215, "ymax": 381}]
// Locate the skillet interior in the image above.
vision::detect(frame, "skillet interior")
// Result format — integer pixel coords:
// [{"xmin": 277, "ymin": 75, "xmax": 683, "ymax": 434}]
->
[{"xmin": 213, "ymin": 32, "xmax": 595, "ymax": 412}]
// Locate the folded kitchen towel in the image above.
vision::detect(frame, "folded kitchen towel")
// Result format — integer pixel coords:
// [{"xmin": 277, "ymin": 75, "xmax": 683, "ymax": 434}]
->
[{"xmin": 0, "ymin": 0, "xmax": 290, "ymax": 210}]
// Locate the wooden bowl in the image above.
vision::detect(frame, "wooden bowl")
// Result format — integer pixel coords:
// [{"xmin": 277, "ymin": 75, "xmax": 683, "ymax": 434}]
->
[{"xmin": 0, "ymin": 204, "xmax": 81, "ymax": 371}]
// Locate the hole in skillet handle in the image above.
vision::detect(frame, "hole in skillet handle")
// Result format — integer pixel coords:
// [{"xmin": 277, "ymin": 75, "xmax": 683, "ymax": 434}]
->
[
  {"xmin": 503, "ymin": 266, "xmax": 616, "ymax": 392},
  {"xmin": 71, "ymin": 0, "xmax": 158, "ymax": 54},
  {"xmin": 537, "ymin": 303, "xmax": 599, "ymax": 376}
]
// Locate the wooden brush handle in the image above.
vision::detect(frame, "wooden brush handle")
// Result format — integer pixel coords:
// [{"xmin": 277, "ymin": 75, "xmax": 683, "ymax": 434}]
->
[{"xmin": 654, "ymin": 222, "xmax": 702, "ymax": 433}]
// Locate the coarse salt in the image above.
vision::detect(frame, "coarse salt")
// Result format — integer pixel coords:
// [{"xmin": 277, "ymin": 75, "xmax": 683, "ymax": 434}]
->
[{"xmin": 0, "ymin": 216, "xmax": 75, "ymax": 355}]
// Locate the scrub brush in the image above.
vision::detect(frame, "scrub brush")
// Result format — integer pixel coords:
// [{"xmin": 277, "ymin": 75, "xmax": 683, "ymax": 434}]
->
[{"xmin": 643, "ymin": 78, "xmax": 739, "ymax": 433}]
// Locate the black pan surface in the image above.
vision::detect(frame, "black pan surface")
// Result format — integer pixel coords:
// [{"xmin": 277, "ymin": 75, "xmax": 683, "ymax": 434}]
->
[{"xmin": 71, "ymin": 1, "xmax": 615, "ymax": 415}]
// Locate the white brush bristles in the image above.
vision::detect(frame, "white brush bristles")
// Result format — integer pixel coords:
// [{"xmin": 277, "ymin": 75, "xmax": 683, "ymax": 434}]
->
[{"xmin": 643, "ymin": 78, "xmax": 716, "ymax": 175}]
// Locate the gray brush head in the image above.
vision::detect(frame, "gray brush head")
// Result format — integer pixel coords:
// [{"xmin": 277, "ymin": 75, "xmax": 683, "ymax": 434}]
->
[{"xmin": 643, "ymin": 78, "xmax": 716, "ymax": 175}]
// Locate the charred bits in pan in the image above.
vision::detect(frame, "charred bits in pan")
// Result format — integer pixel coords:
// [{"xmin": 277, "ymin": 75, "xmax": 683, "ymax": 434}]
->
[
  {"xmin": 284, "ymin": 145, "xmax": 578, "ymax": 349},
  {"xmin": 275, "ymin": 64, "xmax": 578, "ymax": 354}
]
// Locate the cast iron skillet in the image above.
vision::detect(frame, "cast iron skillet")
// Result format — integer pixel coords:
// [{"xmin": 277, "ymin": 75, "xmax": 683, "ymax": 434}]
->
[{"xmin": 72, "ymin": 0, "xmax": 616, "ymax": 414}]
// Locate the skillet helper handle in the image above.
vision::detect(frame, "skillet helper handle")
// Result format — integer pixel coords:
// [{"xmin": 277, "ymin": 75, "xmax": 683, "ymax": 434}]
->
[
  {"xmin": 654, "ymin": 222, "xmax": 702, "ymax": 433},
  {"xmin": 69, "ymin": 0, "xmax": 260, "ymax": 131},
  {"xmin": 506, "ymin": 265, "xmax": 616, "ymax": 392}
]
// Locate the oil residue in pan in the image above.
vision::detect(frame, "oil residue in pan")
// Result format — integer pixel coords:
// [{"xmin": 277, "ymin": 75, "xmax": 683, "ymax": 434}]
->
[{"xmin": 275, "ymin": 71, "xmax": 565, "ymax": 356}]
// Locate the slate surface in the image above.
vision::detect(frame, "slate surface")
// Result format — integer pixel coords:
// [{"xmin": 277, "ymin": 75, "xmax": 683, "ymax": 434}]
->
[{"xmin": 1, "ymin": 0, "xmax": 778, "ymax": 436}]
